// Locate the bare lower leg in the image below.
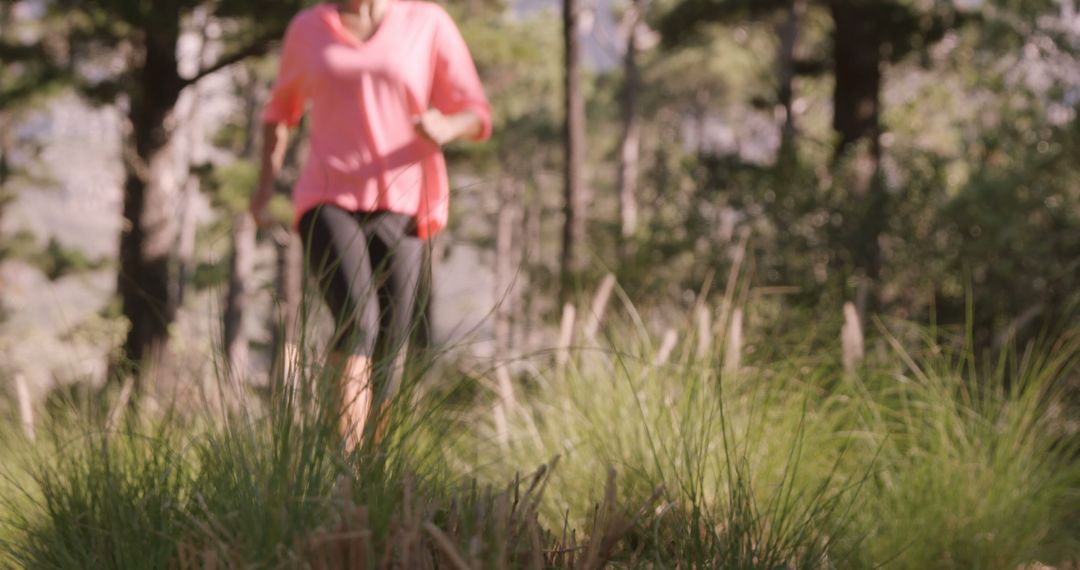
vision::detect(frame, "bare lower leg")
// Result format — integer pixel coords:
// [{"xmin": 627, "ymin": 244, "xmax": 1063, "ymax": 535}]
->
[
  {"xmin": 367, "ymin": 349, "xmax": 407, "ymax": 445},
  {"xmin": 332, "ymin": 353, "xmax": 373, "ymax": 451}
]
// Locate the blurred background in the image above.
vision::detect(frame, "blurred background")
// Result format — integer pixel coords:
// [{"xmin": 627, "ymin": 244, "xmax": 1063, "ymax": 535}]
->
[{"xmin": 1, "ymin": 0, "xmax": 1078, "ymax": 400}]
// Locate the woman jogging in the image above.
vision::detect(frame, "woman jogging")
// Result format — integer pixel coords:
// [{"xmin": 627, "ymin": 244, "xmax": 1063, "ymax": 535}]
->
[{"xmin": 250, "ymin": 0, "xmax": 492, "ymax": 449}]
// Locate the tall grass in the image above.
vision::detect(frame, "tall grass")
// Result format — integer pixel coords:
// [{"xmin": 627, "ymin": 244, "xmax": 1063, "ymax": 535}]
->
[
  {"xmin": 464, "ymin": 309, "xmax": 864, "ymax": 568},
  {"xmin": 844, "ymin": 326, "xmax": 1080, "ymax": 568},
  {"xmin": 462, "ymin": 301, "xmax": 1080, "ymax": 568},
  {"xmin": 0, "ymin": 338, "xmax": 653, "ymax": 569},
  {"xmin": 1, "ymin": 295, "xmax": 1078, "ymax": 568}
]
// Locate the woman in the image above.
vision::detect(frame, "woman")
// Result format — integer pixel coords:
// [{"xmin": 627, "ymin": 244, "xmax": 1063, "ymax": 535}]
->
[{"xmin": 250, "ymin": 0, "xmax": 491, "ymax": 449}]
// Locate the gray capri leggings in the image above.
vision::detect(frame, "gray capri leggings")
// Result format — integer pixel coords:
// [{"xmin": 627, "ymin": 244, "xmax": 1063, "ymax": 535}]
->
[{"xmin": 298, "ymin": 204, "xmax": 425, "ymax": 360}]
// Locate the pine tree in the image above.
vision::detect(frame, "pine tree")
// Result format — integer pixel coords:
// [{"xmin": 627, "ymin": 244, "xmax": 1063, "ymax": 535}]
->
[
  {"xmin": 561, "ymin": 0, "xmax": 589, "ymax": 299},
  {"xmin": 660, "ymin": 0, "xmax": 958, "ymax": 313},
  {"xmin": 34, "ymin": 0, "xmax": 301, "ymax": 386}
]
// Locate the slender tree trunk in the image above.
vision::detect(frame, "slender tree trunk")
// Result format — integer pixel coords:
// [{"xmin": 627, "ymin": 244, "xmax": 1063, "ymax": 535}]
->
[
  {"xmin": 831, "ymin": 2, "xmax": 881, "ymax": 159},
  {"xmin": 273, "ymin": 232, "xmax": 303, "ymax": 347},
  {"xmin": 223, "ymin": 69, "xmax": 262, "ymax": 375},
  {"xmin": 830, "ymin": 0, "xmax": 885, "ymax": 316},
  {"xmin": 269, "ymin": 228, "xmax": 303, "ymax": 396},
  {"xmin": 0, "ymin": 115, "xmax": 12, "ymax": 321},
  {"xmin": 276, "ymin": 234, "xmax": 303, "ymax": 342},
  {"xmin": 616, "ymin": 0, "xmax": 643, "ymax": 251},
  {"xmin": 494, "ymin": 179, "xmax": 518, "ymax": 357},
  {"xmin": 116, "ymin": 30, "xmax": 185, "ymax": 385},
  {"xmin": 0, "ymin": 118, "xmax": 13, "ymax": 222},
  {"xmin": 560, "ymin": 0, "xmax": 588, "ymax": 299},
  {"xmin": 174, "ymin": 15, "xmax": 211, "ymax": 308},
  {"xmin": 225, "ymin": 212, "xmax": 256, "ymax": 375},
  {"xmin": 174, "ymin": 178, "xmax": 199, "ymax": 306},
  {"xmin": 776, "ymin": 0, "xmax": 804, "ymax": 162},
  {"xmin": 522, "ymin": 182, "xmax": 542, "ymax": 349},
  {"xmin": 270, "ymin": 118, "xmax": 307, "ymax": 387}
]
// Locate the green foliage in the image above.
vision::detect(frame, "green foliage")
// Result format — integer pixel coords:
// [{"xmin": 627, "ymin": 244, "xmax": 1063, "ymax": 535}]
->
[
  {"xmin": 0, "ymin": 233, "xmax": 109, "ymax": 281},
  {"xmin": 448, "ymin": 10, "xmax": 564, "ymax": 173},
  {"xmin": 191, "ymin": 260, "xmax": 230, "ymax": 291},
  {"xmin": 212, "ymin": 162, "xmax": 260, "ymax": 214}
]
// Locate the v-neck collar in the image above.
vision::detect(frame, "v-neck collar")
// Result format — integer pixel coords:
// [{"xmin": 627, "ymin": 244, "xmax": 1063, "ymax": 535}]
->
[{"xmin": 321, "ymin": 1, "xmax": 396, "ymax": 49}]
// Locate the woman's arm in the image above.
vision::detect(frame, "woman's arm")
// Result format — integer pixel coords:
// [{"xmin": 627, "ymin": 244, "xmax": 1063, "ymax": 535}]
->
[
  {"xmin": 250, "ymin": 121, "xmax": 290, "ymax": 227},
  {"xmin": 414, "ymin": 108, "xmax": 484, "ymax": 146},
  {"xmin": 427, "ymin": 6, "xmax": 492, "ymax": 143}
]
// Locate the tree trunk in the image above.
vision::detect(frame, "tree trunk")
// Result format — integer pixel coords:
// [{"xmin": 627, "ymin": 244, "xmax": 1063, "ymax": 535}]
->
[
  {"xmin": 494, "ymin": 179, "xmax": 518, "ymax": 357},
  {"xmin": 560, "ymin": 0, "xmax": 588, "ymax": 299},
  {"xmin": 0, "ymin": 118, "xmax": 12, "ymax": 223},
  {"xmin": 830, "ymin": 0, "xmax": 886, "ymax": 316},
  {"xmin": 616, "ymin": 0, "xmax": 643, "ymax": 251},
  {"xmin": 522, "ymin": 182, "xmax": 542, "ymax": 349},
  {"xmin": 776, "ymin": 0, "xmax": 804, "ymax": 162},
  {"xmin": 273, "ymin": 232, "xmax": 303, "ymax": 349},
  {"xmin": 174, "ymin": 177, "xmax": 199, "ymax": 307},
  {"xmin": 224, "ymin": 212, "xmax": 256, "ymax": 376},
  {"xmin": 116, "ymin": 31, "xmax": 185, "ymax": 384},
  {"xmin": 223, "ymin": 68, "xmax": 263, "ymax": 375},
  {"xmin": 831, "ymin": 2, "xmax": 881, "ymax": 159}
]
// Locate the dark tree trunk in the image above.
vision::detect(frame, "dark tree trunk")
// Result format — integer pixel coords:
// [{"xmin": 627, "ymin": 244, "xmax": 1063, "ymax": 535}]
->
[
  {"xmin": 830, "ymin": 0, "xmax": 886, "ymax": 315},
  {"xmin": 116, "ymin": 30, "xmax": 185, "ymax": 384},
  {"xmin": 174, "ymin": 178, "xmax": 198, "ymax": 306},
  {"xmin": 273, "ymin": 232, "xmax": 303, "ymax": 347},
  {"xmin": 225, "ymin": 213, "xmax": 256, "ymax": 374},
  {"xmin": 272, "ymin": 118, "xmax": 307, "ymax": 383},
  {"xmin": 0, "ymin": 119, "xmax": 12, "ymax": 222},
  {"xmin": 224, "ymin": 69, "xmax": 262, "ymax": 375},
  {"xmin": 616, "ymin": 0, "xmax": 643, "ymax": 251},
  {"xmin": 560, "ymin": 0, "xmax": 588, "ymax": 299},
  {"xmin": 831, "ymin": 2, "xmax": 881, "ymax": 159},
  {"xmin": 776, "ymin": 0, "xmax": 804, "ymax": 162}
]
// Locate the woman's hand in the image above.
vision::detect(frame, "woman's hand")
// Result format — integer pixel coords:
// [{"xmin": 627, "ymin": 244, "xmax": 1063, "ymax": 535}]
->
[
  {"xmin": 414, "ymin": 109, "xmax": 483, "ymax": 146},
  {"xmin": 253, "ymin": 122, "xmax": 289, "ymax": 228}
]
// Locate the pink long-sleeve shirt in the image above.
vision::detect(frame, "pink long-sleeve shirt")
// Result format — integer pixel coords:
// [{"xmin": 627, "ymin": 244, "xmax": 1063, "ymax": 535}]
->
[{"xmin": 262, "ymin": 1, "xmax": 492, "ymax": 239}]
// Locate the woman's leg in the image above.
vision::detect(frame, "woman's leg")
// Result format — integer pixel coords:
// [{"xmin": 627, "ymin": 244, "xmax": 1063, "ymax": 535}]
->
[
  {"xmin": 364, "ymin": 212, "xmax": 425, "ymax": 440},
  {"xmin": 298, "ymin": 206, "xmax": 381, "ymax": 450}
]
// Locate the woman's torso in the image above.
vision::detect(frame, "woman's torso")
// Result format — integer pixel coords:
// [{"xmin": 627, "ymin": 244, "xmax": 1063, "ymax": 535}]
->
[{"xmin": 286, "ymin": 2, "xmax": 447, "ymax": 227}]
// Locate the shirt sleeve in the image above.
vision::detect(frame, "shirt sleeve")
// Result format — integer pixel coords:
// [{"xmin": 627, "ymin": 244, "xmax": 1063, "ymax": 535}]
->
[
  {"xmin": 429, "ymin": 8, "xmax": 493, "ymax": 142},
  {"xmin": 262, "ymin": 17, "xmax": 307, "ymax": 127}
]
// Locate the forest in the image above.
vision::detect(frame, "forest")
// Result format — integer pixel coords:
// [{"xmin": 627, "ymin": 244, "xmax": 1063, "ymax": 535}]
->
[{"xmin": 1, "ymin": 0, "xmax": 1079, "ymax": 567}]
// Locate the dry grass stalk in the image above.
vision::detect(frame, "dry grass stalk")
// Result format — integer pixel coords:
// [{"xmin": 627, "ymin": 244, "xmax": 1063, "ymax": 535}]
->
[
  {"xmin": 654, "ymin": 329, "xmax": 678, "ymax": 366},
  {"xmin": 557, "ymin": 303, "xmax": 577, "ymax": 369},
  {"xmin": 695, "ymin": 305, "xmax": 712, "ymax": 359},
  {"xmin": 495, "ymin": 365, "xmax": 518, "ymax": 412},
  {"xmin": 841, "ymin": 302, "xmax": 864, "ymax": 374},
  {"xmin": 578, "ymin": 469, "xmax": 663, "ymax": 570},
  {"xmin": 583, "ymin": 273, "xmax": 617, "ymax": 340},
  {"xmin": 105, "ymin": 375, "xmax": 135, "ymax": 432},
  {"xmin": 175, "ymin": 539, "xmax": 241, "ymax": 570},
  {"xmin": 493, "ymin": 401, "xmax": 510, "ymax": 449},
  {"xmin": 424, "ymin": 523, "xmax": 473, "ymax": 570},
  {"xmin": 13, "ymin": 373, "xmax": 34, "ymax": 441},
  {"xmin": 723, "ymin": 308, "xmax": 744, "ymax": 374},
  {"xmin": 716, "ymin": 232, "xmax": 750, "ymax": 343}
]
